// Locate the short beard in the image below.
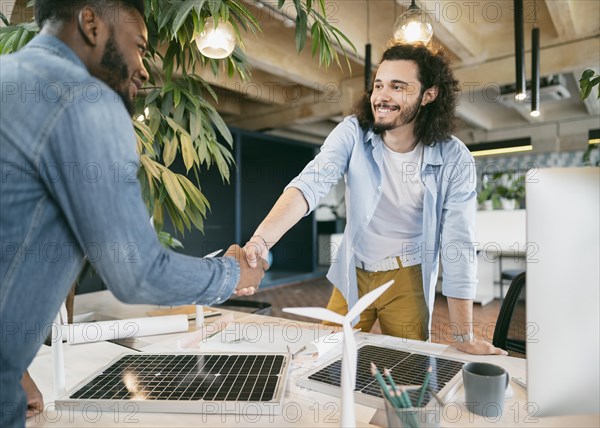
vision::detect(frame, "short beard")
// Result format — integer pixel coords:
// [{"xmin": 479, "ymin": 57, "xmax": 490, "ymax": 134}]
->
[
  {"xmin": 372, "ymin": 94, "xmax": 423, "ymax": 134},
  {"xmin": 100, "ymin": 28, "xmax": 134, "ymax": 115}
]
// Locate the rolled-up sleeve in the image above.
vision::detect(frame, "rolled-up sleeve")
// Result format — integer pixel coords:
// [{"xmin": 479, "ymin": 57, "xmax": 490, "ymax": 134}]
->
[
  {"xmin": 439, "ymin": 145, "xmax": 478, "ymax": 299},
  {"xmin": 285, "ymin": 118, "xmax": 355, "ymax": 214}
]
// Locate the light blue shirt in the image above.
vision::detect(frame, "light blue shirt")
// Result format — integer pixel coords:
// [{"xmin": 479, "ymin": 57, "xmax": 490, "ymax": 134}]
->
[
  {"xmin": 0, "ymin": 35, "xmax": 239, "ymax": 426},
  {"xmin": 287, "ymin": 116, "xmax": 478, "ymax": 321}
]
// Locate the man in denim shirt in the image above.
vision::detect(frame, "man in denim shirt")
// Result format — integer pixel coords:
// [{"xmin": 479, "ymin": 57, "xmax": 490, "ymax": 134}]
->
[
  {"xmin": 245, "ymin": 44, "xmax": 507, "ymax": 356},
  {"xmin": 0, "ymin": 1, "xmax": 266, "ymax": 425}
]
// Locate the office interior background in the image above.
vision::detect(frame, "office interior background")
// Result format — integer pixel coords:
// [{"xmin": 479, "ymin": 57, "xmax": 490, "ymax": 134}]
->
[{"xmin": 3, "ymin": 0, "xmax": 598, "ymax": 296}]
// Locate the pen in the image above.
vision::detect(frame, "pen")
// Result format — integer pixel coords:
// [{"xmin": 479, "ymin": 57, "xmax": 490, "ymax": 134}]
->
[
  {"xmin": 427, "ymin": 387, "xmax": 446, "ymax": 407},
  {"xmin": 292, "ymin": 345, "xmax": 307, "ymax": 357},
  {"xmin": 203, "ymin": 249, "xmax": 223, "ymax": 258}
]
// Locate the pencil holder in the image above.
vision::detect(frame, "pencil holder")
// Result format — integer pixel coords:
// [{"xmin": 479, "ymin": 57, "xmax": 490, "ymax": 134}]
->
[{"xmin": 384, "ymin": 399, "xmax": 440, "ymax": 428}]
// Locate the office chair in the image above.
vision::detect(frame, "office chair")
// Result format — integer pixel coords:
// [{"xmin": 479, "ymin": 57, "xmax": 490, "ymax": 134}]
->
[
  {"xmin": 493, "ymin": 271, "xmax": 526, "ymax": 357},
  {"xmin": 499, "ymin": 268, "xmax": 522, "ymax": 301}
]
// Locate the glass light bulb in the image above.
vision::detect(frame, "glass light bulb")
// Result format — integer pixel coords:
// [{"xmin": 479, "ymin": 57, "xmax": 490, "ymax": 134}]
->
[
  {"xmin": 195, "ymin": 19, "xmax": 236, "ymax": 59},
  {"xmin": 393, "ymin": 7, "xmax": 433, "ymax": 44},
  {"xmin": 530, "ymin": 110, "xmax": 541, "ymax": 117}
]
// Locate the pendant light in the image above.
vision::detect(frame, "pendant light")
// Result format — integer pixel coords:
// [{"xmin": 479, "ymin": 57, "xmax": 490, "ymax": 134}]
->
[
  {"xmin": 195, "ymin": 18, "xmax": 236, "ymax": 59},
  {"xmin": 392, "ymin": 0, "xmax": 433, "ymax": 45},
  {"xmin": 365, "ymin": 2, "xmax": 372, "ymax": 91},
  {"xmin": 514, "ymin": 0, "xmax": 527, "ymax": 101},
  {"xmin": 530, "ymin": 1, "xmax": 541, "ymax": 117}
]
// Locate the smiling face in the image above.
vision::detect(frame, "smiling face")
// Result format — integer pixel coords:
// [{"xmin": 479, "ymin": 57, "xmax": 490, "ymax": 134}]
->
[
  {"xmin": 370, "ymin": 59, "xmax": 424, "ymax": 132},
  {"xmin": 95, "ymin": 7, "xmax": 148, "ymax": 114}
]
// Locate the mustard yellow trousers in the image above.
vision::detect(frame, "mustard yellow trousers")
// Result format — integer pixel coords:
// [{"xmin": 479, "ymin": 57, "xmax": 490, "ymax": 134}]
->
[{"xmin": 325, "ymin": 261, "xmax": 429, "ymax": 340}]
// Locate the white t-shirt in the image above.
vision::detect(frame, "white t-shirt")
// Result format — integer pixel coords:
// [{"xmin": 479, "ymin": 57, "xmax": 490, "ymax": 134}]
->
[{"xmin": 355, "ymin": 141, "xmax": 424, "ymax": 266}]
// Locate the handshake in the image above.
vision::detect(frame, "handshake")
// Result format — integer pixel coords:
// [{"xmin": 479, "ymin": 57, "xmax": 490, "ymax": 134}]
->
[{"xmin": 224, "ymin": 235, "xmax": 271, "ymax": 297}]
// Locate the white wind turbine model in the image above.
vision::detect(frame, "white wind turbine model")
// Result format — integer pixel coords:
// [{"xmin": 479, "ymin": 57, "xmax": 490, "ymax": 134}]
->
[{"xmin": 283, "ymin": 280, "xmax": 394, "ymax": 428}]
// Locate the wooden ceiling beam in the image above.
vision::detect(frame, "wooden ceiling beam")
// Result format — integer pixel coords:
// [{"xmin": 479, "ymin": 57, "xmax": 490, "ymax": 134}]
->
[
  {"xmin": 417, "ymin": 1, "xmax": 484, "ymax": 62},
  {"xmin": 544, "ymin": 0, "xmax": 577, "ymax": 37},
  {"xmin": 455, "ymin": 101, "xmax": 494, "ymax": 130},
  {"xmin": 455, "ymin": 38, "xmax": 600, "ymax": 86},
  {"xmin": 1, "ymin": 0, "xmax": 28, "ymax": 25},
  {"xmin": 228, "ymin": 76, "xmax": 362, "ymax": 130},
  {"xmin": 194, "ymin": 66, "xmax": 307, "ymax": 106},
  {"xmin": 240, "ymin": 3, "xmax": 351, "ymax": 89}
]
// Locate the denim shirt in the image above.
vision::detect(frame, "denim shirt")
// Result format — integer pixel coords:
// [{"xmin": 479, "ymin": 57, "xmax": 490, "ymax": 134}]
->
[
  {"xmin": 287, "ymin": 116, "xmax": 478, "ymax": 322},
  {"xmin": 0, "ymin": 36, "xmax": 239, "ymax": 421}
]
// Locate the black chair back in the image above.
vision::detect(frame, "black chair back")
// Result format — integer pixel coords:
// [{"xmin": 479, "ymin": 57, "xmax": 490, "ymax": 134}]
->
[{"xmin": 493, "ymin": 271, "xmax": 526, "ymax": 357}]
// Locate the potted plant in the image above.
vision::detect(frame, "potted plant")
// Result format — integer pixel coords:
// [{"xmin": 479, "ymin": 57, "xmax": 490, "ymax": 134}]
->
[
  {"xmin": 496, "ymin": 174, "xmax": 525, "ymax": 210},
  {"xmin": 477, "ymin": 179, "xmax": 499, "ymax": 210}
]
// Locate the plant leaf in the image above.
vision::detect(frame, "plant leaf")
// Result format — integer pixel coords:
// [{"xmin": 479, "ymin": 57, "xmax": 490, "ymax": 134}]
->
[
  {"xmin": 206, "ymin": 107, "xmax": 232, "ymax": 146},
  {"xmin": 295, "ymin": 9, "xmax": 308, "ymax": 52},
  {"xmin": 140, "ymin": 155, "xmax": 161, "ymax": 180},
  {"xmin": 0, "ymin": 11, "xmax": 9, "ymax": 26},
  {"xmin": 171, "ymin": 0, "xmax": 197, "ymax": 34},
  {"xmin": 581, "ymin": 69, "xmax": 595, "ymax": 79},
  {"xmin": 180, "ymin": 133, "xmax": 197, "ymax": 172},
  {"xmin": 162, "ymin": 169, "xmax": 187, "ymax": 212},
  {"xmin": 162, "ymin": 135, "xmax": 178, "ymax": 167},
  {"xmin": 178, "ymin": 174, "xmax": 207, "ymax": 215}
]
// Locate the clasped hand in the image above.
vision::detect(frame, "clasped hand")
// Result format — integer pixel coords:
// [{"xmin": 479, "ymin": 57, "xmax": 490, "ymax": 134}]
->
[{"xmin": 224, "ymin": 244, "xmax": 269, "ymax": 296}]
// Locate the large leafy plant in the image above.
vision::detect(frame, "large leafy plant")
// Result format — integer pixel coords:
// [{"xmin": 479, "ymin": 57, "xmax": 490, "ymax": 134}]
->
[{"xmin": 0, "ymin": 0, "xmax": 355, "ymax": 246}]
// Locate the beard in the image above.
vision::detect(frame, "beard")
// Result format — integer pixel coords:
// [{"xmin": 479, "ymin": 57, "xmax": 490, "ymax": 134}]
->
[
  {"xmin": 372, "ymin": 95, "xmax": 422, "ymax": 133},
  {"xmin": 100, "ymin": 29, "xmax": 135, "ymax": 115}
]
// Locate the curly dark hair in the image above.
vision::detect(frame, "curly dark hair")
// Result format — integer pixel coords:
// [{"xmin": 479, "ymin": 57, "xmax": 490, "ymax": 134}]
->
[
  {"xmin": 35, "ymin": 0, "xmax": 145, "ymax": 27},
  {"xmin": 353, "ymin": 43, "xmax": 460, "ymax": 146}
]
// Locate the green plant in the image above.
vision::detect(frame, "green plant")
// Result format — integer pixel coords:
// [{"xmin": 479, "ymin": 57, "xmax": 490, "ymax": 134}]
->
[
  {"xmin": 579, "ymin": 69, "xmax": 600, "ymax": 101},
  {"xmin": 477, "ymin": 180, "xmax": 500, "ymax": 206},
  {"xmin": 0, "ymin": 1, "xmax": 355, "ymax": 245},
  {"xmin": 579, "ymin": 68, "xmax": 600, "ymax": 167},
  {"xmin": 496, "ymin": 174, "xmax": 525, "ymax": 202}
]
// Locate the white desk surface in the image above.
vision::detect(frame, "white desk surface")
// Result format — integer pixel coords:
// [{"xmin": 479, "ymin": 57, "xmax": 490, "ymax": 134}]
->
[{"xmin": 26, "ymin": 291, "xmax": 599, "ymax": 427}]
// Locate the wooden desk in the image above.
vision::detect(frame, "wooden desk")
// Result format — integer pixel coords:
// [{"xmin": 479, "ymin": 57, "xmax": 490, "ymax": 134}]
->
[{"xmin": 26, "ymin": 291, "xmax": 599, "ymax": 427}]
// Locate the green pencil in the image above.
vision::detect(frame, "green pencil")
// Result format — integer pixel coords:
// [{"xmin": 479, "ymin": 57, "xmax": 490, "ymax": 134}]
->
[
  {"xmin": 370, "ymin": 362, "xmax": 396, "ymax": 407},
  {"xmin": 416, "ymin": 366, "xmax": 432, "ymax": 407},
  {"xmin": 397, "ymin": 386, "xmax": 420, "ymax": 428},
  {"xmin": 383, "ymin": 368, "xmax": 404, "ymax": 408},
  {"xmin": 397, "ymin": 385, "xmax": 414, "ymax": 409}
]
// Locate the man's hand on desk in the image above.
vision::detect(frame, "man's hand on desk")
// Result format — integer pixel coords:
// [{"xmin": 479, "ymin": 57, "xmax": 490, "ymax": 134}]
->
[
  {"xmin": 453, "ymin": 339, "xmax": 508, "ymax": 356},
  {"xmin": 224, "ymin": 244, "xmax": 269, "ymax": 296},
  {"xmin": 22, "ymin": 370, "xmax": 43, "ymax": 418}
]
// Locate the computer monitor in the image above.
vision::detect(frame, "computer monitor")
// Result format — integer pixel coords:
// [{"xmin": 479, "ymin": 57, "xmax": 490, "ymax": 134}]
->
[{"xmin": 526, "ymin": 166, "xmax": 599, "ymax": 417}]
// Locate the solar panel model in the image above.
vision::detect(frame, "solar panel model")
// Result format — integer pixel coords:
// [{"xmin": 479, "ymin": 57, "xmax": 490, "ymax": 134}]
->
[
  {"xmin": 297, "ymin": 344, "xmax": 464, "ymax": 409},
  {"xmin": 57, "ymin": 352, "xmax": 291, "ymax": 415}
]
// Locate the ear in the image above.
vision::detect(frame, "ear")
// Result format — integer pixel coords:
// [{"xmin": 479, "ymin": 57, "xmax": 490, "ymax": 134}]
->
[
  {"xmin": 77, "ymin": 6, "xmax": 101, "ymax": 47},
  {"xmin": 421, "ymin": 86, "xmax": 438, "ymax": 106}
]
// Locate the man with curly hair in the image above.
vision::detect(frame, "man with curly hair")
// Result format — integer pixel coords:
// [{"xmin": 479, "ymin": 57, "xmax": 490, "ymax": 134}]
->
[{"xmin": 244, "ymin": 43, "xmax": 507, "ymax": 356}]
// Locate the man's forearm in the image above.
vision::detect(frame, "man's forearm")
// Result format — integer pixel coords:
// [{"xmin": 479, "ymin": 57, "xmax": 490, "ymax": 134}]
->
[
  {"xmin": 446, "ymin": 297, "xmax": 474, "ymax": 335},
  {"xmin": 253, "ymin": 187, "xmax": 309, "ymax": 247}
]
